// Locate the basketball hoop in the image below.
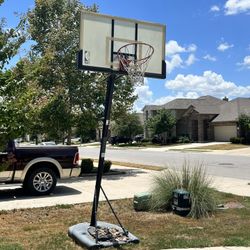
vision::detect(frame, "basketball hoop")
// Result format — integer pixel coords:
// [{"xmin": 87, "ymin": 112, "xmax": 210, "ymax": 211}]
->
[{"xmin": 117, "ymin": 42, "xmax": 154, "ymax": 85}]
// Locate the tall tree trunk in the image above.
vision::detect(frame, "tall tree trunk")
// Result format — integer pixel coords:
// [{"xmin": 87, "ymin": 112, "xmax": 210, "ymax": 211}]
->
[{"xmin": 66, "ymin": 128, "xmax": 72, "ymax": 145}]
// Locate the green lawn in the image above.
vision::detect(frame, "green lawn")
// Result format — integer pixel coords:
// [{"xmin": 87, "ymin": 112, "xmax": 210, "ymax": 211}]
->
[{"xmin": 0, "ymin": 191, "xmax": 250, "ymax": 250}]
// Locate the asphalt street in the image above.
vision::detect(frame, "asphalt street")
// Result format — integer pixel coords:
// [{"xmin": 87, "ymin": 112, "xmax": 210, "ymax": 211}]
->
[{"xmin": 79, "ymin": 146, "xmax": 250, "ymax": 180}]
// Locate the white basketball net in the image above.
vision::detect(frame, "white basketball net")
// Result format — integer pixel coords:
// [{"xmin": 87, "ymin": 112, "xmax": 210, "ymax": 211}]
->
[{"xmin": 117, "ymin": 42, "xmax": 154, "ymax": 85}]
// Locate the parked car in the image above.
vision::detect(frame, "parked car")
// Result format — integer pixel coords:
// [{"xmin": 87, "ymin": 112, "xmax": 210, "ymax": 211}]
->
[
  {"xmin": 134, "ymin": 134, "xmax": 144, "ymax": 143},
  {"xmin": 109, "ymin": 136, "xmax": 132, "ymax": 145},
  {"xmin": 71, "ymin": 137, "xmax": 81, "ymax": 144},
  {"xmin": 151, "ymin": 135, "xmax": 162, "ymax": 144},
  {"xmin": 39, "ymin": 141, "xmax": 56, "ymax": 146},
  {"xmin": 0, "ymin": 140, "xmax": 80, "ymax": 195}
]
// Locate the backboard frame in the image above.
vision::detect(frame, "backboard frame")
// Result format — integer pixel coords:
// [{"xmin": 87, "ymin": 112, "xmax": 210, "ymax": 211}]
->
[{"xmin": 77, "ymin": 11, "xmax": 166, "ymax": 79}]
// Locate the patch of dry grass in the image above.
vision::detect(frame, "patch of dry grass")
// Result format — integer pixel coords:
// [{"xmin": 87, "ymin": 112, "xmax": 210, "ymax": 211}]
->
[{"xmin": 0, "ymin": 192, "xmax": 250, "ymax": 250}]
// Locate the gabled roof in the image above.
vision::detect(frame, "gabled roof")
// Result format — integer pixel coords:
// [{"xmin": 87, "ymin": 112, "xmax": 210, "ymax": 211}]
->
[
  {"xmin": 162, "ymin": 98, "xmax": 195, "ymax": 109},
  {"xmin": 142, "ymin": 104, "xmax": 162, "ymax": 112},
  {"xmin": 194, "ymin": 105, "xmax": 221, "ymax": 114},
  {"xmin": 143, "ymin": 95, "xmax": 225, "ymax": 114},
  {"xmin": 212, "ymin": 98, "xmax": 250, "ymax": 123}
]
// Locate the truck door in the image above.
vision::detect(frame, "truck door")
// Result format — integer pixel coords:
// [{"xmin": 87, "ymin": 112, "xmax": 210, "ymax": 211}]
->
[{"xmin": 0, "ymin": 152, "xmax": 12, "ymax": 182}]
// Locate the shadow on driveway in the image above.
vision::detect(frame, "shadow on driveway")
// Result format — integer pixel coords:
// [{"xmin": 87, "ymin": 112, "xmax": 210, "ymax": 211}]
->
[
  {"xmin": 0, "ymin": 185, "xmax": 81, "ymax": 203},
  {"xmin": 0, "ymin": 168, "xmax": 148, "ymax": 205},
  {"xmin": 60, "ymin": 168, "xmax": 147, "ymax": 184}
]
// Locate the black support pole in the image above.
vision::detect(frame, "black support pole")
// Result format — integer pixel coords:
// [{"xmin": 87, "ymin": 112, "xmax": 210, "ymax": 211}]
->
[{"xmin": 90, "ymin": 73, "xmax": 115, "ymax": 227}]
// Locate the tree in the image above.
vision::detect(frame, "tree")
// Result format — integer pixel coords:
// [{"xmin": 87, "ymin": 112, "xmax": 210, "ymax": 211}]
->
[
  {"xmin": 113, "ymin": 112, "xmax": 143, "ymax": 139},
  {"xmin": 39, "ymin": 94, "xmax": 72, "ymax": 143},
  {"xmin": 0, "ymin": 0, "xmax": 25, "ymax": 70},
  {"xmin": 0, "ymin": 0, "xmax": 26, "ymax": 148},
  {"xmin": 76, "ymin": 111, "xmax": 97, "ymax": 143},
  {"xmin": 26, "ymin": 0, "xmax": 136, "ymax": 144},
  {"xmin": 0, "ymin": 59, "xmax": 44, "ymax": 147},
  {"xmin": 239, "ymin": 114, "xmax": 250, "ymax": 143},
  {"xmin": 147, "ymin": 109, "xmax": 176, "ymax": 144},
  {"xmin": 222, "ymin": 96, "xmax": 229, "ymax": 102}
]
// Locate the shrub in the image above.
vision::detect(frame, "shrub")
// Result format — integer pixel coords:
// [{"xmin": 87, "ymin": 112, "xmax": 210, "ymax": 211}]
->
[
  {"xmin": 103, "ymin": 160, "xmax": 112, "ymax": 173},
  {"xmin": 151, "ymin": 135, "xmax": 162, "ymax": 144},
  {"xmin": 80, "ymin": 158, "xmax": 94, "ymax": 174},
  {"xmin": 170, "ymin": 136, "xmax": 178, "ymax": 143},
  {"xmin": 230, "ymin": 137, "xmax": 245, "ymax": 144},
  {"xmin": 134, "ymin": 134, "xmax": 144, "ymax": 143},
  {"xmin": 177, "ymin": 136, "xmax": 190, "ymax": 143},
  {"xmin": 141, "ymin": 138, "xmax": 150, "ymax": 143},
  {"xmin": 150, "ymin": 162, "xmax": 217, "ymax": 219}
]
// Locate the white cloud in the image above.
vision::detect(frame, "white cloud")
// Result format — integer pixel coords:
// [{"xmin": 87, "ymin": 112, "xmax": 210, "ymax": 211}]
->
[
  {"xmin": 185, "ymin": 54, "xmax": 197, "ymax": 66},
  {"xmin": 224, "ymin": 0, "xmax": 250, "ymax": 15},
  {"xmin": 133, "ymin": 79, "xmax": 153, "ymax": 111},
  {"xmin": 237, "ymin": 55, "xmax": 250, "ymax": 69},
  {"xmin": 166, "ymin": 54, "xmax": 183, "ymax": 74},
  {"xmin": 188, "ymin": 44, "xmax": 197, "ymax": 53},
  {"xmin": 134, "ymin": 79, "xmax": 152, "ymax": 101},
  {"xmin": 243, "ymin": 55, "xmax": 250, "ymax": 67},
  {"xmin": 165, "ymin": 40, "xmax": 185, "ymax": 55},
  {"xmin": 134, "ymin": 71, "xmax": 250, "ymax": 111},
  {"xmin": 166, "ymin": 40, "xmax": 197, "ymax": 56},
  {"xmin": 217, "ymin": 42, "xmax": 234, "ymax": 51},
  {"xmin": 203, "ymin": 54, "xmax": 217, "ymax": 61},
  {"xmin": 210, "ymin": 5, "xmax": 220, "ymax": 12},
  {"xmin": 165, "ymin": 40, "xmax": 197, "ymax": 74},
  {"xmin": 165, "ymin": 71, "xmax": 250, "ymax": 98}
]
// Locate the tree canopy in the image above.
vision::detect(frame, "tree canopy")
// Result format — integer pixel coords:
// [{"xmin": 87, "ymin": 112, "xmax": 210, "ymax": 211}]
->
[
  {"xmin": 147, "ymin": 109, "xmax": 176, "ymax": 143},
  {"xmin": 0, "ymin": 0, "xmax": 25, "ymax": 70},
  {"xmin": 0, "ymin": 0, "xmax": 26, "ymax": 148},
  {"xmin": 239, "ymin": 114, "xmax": 250, "ymax": 143},
  {"xmin": 1, "ymin": 0, "xmax": 137, "ymax": 146},
  {"xmin": 113, "ymin": 112, "xmax": 143, "ymax": 139}
]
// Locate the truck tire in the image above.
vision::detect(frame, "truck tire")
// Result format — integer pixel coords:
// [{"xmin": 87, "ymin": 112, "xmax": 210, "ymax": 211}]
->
[{"xmin": 24, "ymin": 167, "xmax": 57, "ymax": 195}]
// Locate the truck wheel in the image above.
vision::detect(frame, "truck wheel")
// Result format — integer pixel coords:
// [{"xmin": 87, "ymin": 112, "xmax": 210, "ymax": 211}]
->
[{"xmin": 24, "ymin": 167, "xmax": 57, "ymax": 195}]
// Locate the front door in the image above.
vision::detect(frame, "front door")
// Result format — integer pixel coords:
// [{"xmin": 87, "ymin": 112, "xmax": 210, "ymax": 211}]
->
[
  {"xmin": 191, "ymin": 120, "xmax": 198, "ymax": 141},
  {"xmin": 203, "ymin": 120, "xmax": 209, "ymax": 141}
]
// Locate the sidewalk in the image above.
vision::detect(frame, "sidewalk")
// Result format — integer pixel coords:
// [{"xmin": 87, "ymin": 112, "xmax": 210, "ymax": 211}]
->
[
  {"xmin": 102, "ymin": 142, "xmax": 250, "ymax": 156},
  {"xmin": 140, "ymin": 142, "xmax": 229, "ymax": 152}
]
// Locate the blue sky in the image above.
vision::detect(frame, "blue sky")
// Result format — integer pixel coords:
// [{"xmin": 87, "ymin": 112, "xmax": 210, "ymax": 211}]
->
[{"xmin": 1, "ymin": 0, "xmax": 250, "ymax": 111}]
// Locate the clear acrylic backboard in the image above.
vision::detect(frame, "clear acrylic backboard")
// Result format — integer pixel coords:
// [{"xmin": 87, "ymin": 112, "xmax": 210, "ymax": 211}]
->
[{"xmin": 78, "ymin": 11, "xmax": 166, "ymax": 79}]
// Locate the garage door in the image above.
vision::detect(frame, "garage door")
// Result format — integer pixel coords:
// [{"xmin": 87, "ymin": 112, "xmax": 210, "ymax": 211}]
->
[{"xmin": 214, "ymin": 125, "xmax": 237, "ymax": 142}]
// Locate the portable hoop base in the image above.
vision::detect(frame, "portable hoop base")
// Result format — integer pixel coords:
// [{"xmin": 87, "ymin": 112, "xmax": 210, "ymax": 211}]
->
[{"xmin": 68, "ymin": 221, "xmax": 139, "ymax": 249}]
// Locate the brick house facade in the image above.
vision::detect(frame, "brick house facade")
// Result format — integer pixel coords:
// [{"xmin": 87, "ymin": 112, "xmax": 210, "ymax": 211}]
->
[{"xmin": 142, "ymin": 95, "xmax": 250, "ymax": 142}]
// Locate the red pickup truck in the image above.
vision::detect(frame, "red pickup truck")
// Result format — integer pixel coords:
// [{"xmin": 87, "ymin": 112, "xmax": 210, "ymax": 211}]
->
[{"xmin": 0, "ymin": 140, "xmax": 80, "ymax": 195}]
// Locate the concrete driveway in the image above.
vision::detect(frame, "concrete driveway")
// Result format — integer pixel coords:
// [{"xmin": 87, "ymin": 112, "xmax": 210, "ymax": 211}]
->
[{"xmin": 0, "ymin": 166, "xmax": 153, "ymax": 211}]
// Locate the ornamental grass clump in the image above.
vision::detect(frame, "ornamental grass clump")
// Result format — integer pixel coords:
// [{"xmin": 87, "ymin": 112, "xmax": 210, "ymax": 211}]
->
[{"xmin": 150, "ymin": 161, "xmax": 217, "ymax": 219}]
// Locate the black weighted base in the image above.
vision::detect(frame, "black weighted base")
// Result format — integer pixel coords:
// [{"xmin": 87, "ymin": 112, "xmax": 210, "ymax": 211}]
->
[{"xmin": 68, "ymin": 221, "xmax": 139, "ymax": 249}]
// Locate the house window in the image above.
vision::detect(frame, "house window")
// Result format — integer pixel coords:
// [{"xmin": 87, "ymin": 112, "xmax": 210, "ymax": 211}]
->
[{"xmin": 152, "ymin": 110, "xmax": 157, "ymax": 116}]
